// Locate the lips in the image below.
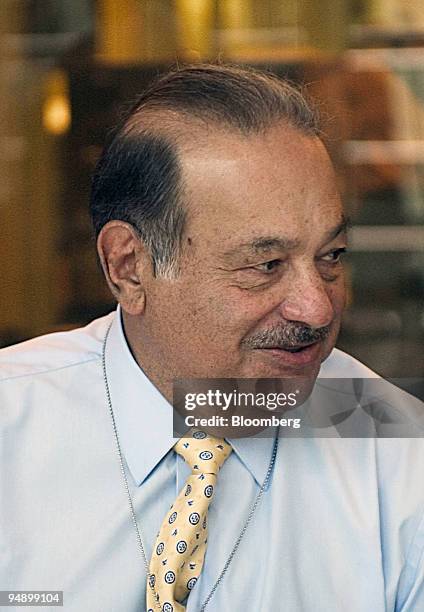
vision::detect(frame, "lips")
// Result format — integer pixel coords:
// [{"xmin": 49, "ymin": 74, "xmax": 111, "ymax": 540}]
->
[
  {"xmin": 257, "ymin": 341, "xmax": 322, "ymax": 367},
  {"xmin": 283, "ymin": 343, "xmax": 315, "ymax": 353}
]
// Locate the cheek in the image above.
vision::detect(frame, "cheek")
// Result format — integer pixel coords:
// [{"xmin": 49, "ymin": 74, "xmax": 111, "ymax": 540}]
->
[
  {"xmin": 157, "ymin": 287, "xmax": 231, "ymax": 343},
  {"xmin": 173, "ymin": 285, "xmax": 269, "ymax": 349},
  {"xmin": 207, "ymin": 287, "xmax": 277, "ymax": 331},
  {"xmin": 328, "ymin": 277, "xmax": 346, "ymax": 317}
]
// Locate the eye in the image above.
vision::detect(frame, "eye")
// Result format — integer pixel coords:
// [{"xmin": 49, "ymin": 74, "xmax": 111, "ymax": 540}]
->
[
  {"xmin": 252, "ymin": 259, "xmax": 282, "ymax": 274},
  {"xmin": 320, "ymin": 247, "xmax": 347, "ymax": 264}
]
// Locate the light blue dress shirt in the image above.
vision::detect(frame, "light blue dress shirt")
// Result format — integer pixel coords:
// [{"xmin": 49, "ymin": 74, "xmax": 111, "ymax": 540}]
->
[{"xmin": 1, "ymin": 308, "xmax": 423, "ymax": 611}]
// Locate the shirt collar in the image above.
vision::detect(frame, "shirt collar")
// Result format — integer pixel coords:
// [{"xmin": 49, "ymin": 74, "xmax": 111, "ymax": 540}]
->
[{"xmin": 104, "ymin": 307, "xmax": 276, "ymax": 487}]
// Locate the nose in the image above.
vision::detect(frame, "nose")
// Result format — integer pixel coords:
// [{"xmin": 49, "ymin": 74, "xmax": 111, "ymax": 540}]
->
[{"xmin": 279, "ymin": 268, "xmax": 335, "ymax": 329}]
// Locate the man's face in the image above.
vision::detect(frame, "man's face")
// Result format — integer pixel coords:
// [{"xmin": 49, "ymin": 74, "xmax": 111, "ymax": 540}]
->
[{"xmin": 138, "ymin": 122, "xmax": 347, "ymax": 387}]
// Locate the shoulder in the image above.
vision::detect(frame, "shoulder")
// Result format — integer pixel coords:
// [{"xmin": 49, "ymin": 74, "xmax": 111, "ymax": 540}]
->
[
  {"xmin": 321, "ymin": 348, "xmax": 424, "ymax": 434},
  {"xmin": 0, "ymin": 312, "xmax": 115, "ymax": 382},
  {"xmin": 319, "ymin": 347, "xmax": 381, "ymax": 378}
]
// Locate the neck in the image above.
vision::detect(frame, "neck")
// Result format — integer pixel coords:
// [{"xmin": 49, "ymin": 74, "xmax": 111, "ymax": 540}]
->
[{"xmin": 121, "ymin": 310, "xmax": 174, "ymax": 403}]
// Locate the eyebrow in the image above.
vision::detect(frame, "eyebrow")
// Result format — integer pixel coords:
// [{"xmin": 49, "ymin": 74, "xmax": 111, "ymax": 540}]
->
[
  {"xmin": 322, "ymin": 216, "xmax": 350, "ymax": 245},
  {"xmin": 222, "ymin": 216, "xmax": 350, "ymax": 260}
]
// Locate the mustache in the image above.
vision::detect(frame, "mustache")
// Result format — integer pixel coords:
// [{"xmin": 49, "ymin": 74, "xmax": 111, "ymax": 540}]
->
[{"xmin": 241, "ymin": 322, "xmax": 331, "ymax": 350}]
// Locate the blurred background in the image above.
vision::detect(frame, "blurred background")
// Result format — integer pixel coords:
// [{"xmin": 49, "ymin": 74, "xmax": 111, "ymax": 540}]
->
[{"xmin": 0, "ymin": 0, "xmax": 423, "ymax": 378}]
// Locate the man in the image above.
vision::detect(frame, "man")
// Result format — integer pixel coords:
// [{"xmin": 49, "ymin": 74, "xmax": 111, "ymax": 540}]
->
[{"xmin": 1, "ymin": 64, "xmax": 423, "ymax": 611}]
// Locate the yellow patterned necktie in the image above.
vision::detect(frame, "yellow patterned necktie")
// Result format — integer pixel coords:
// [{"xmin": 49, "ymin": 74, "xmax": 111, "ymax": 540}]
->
[{"xmin": 146, "ymin": 430, "xmax": 232, "ymax": 612}]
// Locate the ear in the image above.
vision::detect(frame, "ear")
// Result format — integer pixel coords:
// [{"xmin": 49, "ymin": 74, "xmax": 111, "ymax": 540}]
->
[{"xmin": 97, "ymin": 221, "xmax": 150, "ymax": 315}]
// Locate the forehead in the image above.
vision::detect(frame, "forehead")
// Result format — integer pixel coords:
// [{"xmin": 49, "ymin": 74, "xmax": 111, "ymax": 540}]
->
[{"xmin": 179, "ymin": 122, "xmax": 343, "ymax": 250}]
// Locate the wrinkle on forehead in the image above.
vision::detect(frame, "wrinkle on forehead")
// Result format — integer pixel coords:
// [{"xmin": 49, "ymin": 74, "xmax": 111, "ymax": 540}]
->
[
  {"xmin": 220, "ymin": 216, "xmax": 347, "ymax": 264},
  {"xmin": 179, "ymin": 127, "xmax": 327, "ymax": 191},
  {"xmin": 223, "ymin": 236, "xmax": 302, "ymax": 260}
]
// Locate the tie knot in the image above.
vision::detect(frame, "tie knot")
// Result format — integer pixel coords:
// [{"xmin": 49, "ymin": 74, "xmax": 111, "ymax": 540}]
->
[{"xmin": 174, "ymin": 430, "xmax": 232, "ymax": 474}]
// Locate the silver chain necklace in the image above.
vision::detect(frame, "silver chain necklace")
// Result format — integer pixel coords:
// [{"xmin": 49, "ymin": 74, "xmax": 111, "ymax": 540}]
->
[{"xmin": 101, "ymin": 320, "xmax": 279, "ymax": 611}]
